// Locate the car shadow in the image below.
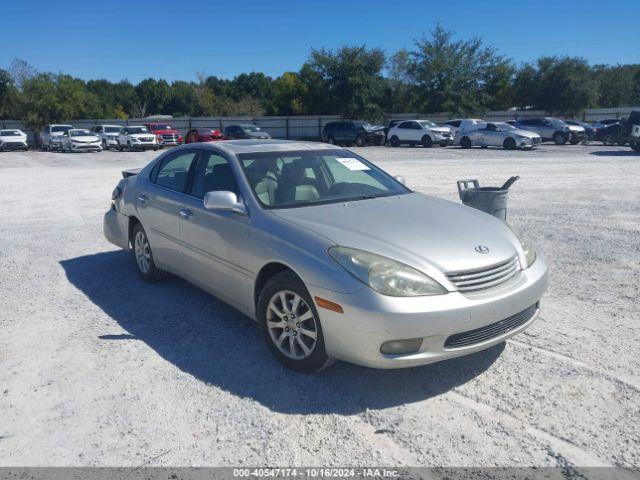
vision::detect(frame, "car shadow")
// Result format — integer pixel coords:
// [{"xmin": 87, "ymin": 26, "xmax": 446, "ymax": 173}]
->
[
  {"xmin": 60, "ymin": 251, "xmax": 504, "ymax": 414},
  {"xmin": 590, "ymin": 150, "xmax": 637, "ymax": 156}
]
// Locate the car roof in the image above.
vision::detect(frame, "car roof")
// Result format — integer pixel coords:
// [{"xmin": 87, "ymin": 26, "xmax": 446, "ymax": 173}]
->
[
  {"xmin": 182, "ymin": 139, "xmax": 339, "ymax": 155},
  {"xmin": 95, "ymin": 124, "xmax": 122, "ymax": 127}
]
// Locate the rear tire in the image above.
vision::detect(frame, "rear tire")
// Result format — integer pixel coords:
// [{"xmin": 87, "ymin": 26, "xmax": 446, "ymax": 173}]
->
[
  {"xmin": 460, "ymin": 137, "xmax": 471, "ymax": 149},
  {"xmin": 553, "ymin": 131, "xmax": 567, "ymax": 145},
  {"xmin": 421, "ymin": 135, "xmax": 433, "ymax": 148},
  {"xmin": 631, "ymin": 141, "xmax": 640, "ymax": 152},
  {"xmin": 602, "ymin": 134, "xmax": 615, "ymax": 146},
  {"xmin": 327, "ymin": 135, "xmax": 335, "ymax": 145},
  {"xmin": 503, "ymin": 137, "xmax": 517, "ymax": 150},
  {"xmin": 257, "ymin": 272, "xmax": 333, "ymax": 373},
  {"xmin": 390, "ymin": 135, "xmax": 400, "ymax": 147},
  {"xmin": 131, "ymin": 223, "xmax": 166, "ymax": 282}
]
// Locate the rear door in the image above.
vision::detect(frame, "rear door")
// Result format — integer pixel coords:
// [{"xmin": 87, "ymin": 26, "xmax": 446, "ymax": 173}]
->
[
  {"xmin": 481, "ymin": 123, "xmax": 502, "ymax": 146},
  {"xmin": 135, "ymin": 149, "xmax": 200, "ymax": 274},
  {"xmin": 179, "ymin": 150, "xmax": 251, "ymax": 310}
]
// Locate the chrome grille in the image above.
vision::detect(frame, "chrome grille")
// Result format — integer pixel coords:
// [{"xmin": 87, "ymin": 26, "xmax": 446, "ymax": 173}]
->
[
  {"xmin": 444, "ymin": 303, "xmax": 538, "ymax": 349},
  {"xmin": 447, "ymin": 256, "xmax": 519, "ymax": 292}
]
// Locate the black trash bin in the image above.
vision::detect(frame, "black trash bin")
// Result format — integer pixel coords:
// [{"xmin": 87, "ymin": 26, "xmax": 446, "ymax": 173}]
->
[{"xmin": 457, "ymin": 177, "xmax": 519, "ymax": 221}]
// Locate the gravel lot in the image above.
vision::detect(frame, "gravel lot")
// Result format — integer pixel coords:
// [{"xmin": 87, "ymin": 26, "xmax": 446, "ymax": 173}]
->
[{"xmin": 0, "ymin": 144, "xmax": 638, "ymax": 467}]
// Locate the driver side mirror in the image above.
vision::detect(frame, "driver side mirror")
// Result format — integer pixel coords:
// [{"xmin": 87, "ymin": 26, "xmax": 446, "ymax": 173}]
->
[
  {"xmin": 394, "ymin": 175, "xmax": 406, "ymax": 186},
  {"xmin": 203, "ymin": 191, "xmax": 247, "ymax": 215}
]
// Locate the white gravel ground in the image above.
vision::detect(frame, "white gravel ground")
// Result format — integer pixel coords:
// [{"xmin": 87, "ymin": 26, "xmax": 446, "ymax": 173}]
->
[{"xmin": 0, "ymin": 143, "xmax": 638, "ymax": 467}]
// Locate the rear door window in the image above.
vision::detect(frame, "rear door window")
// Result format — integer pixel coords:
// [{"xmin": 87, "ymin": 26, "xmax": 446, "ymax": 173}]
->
[{"xmin": 152, "ymin": 151, "xmax": 198, "ymax": 193}]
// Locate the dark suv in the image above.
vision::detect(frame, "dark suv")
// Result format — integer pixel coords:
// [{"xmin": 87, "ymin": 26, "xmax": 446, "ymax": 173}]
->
[{"xmin": 322, "ymin": 121, "xmax": 385, "ymax": 146}]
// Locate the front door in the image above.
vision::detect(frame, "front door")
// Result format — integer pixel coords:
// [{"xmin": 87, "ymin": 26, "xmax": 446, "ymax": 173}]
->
[{"xmin": 179, "ymin": 150, "xmax": 251, "ymax": 311}]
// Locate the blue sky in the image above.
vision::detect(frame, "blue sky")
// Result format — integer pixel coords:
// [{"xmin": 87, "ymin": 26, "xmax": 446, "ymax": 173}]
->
[{"xmin": 1, "ymin": 0, "xmax": 638, "ymax": 82}]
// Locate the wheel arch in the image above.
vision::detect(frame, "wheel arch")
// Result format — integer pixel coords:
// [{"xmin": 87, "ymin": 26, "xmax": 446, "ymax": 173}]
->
[
  {"xmin": 128, "ymin": 215, "xmax": 141, "ymax": 248},
  {"xmin": 254, "ymin": 262, "xmax": 302, "ymax": 312}
]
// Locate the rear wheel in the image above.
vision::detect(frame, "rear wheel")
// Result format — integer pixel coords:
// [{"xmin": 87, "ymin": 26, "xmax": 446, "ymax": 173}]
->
[
  {"xmin": 503, "ymin": 137, "xmax": 517, "ymax": 150},
  {"xmin": 460, "ymin": 137, "xmax": 471, "ymax": 149},
  {"xmin": 602, "ymin": 134, "xmax": 615, "ymax": 146},
  {"xmin": 553, "ymin": 131, "xmax": 567, "ymax": 145},
  {"xmin": 390, "ymin": 135, "xmax": 400, "ymax": 147},
  {"xmin": 132, "ymin": 223, "xmax": 165, "ymax": 282},
  {"xmin": 327, "ymin": 135, "xmax": 335, "ymax": 145},
  {"xmin": 631, "ymin": 141, "xmax": 640, "ymax": 152},
  {"xmin": 258, "ymin": 272, "xmax": 332, "ymax": 373},
  {"xmin": 421, "ymin": 135, "xmax": 433, "ymax": 148}
]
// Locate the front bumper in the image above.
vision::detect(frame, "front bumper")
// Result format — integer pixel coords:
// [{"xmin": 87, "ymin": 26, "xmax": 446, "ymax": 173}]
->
[
  {"xmin": 365, "ymin": 132, "xmax": 385, "ymax": 144},
  {"xmin": 71, "ymin": 142, "xmax": 102, "ymax": 151},
  {"xmin": 309, "ymin": 257, "xmax": 548, "ymax": 368},
  {"xmin": 0, "ymin": 141, "xmax": 28, "ymax": 150},
  {"xmin": 433, "ymin": 133, "xmax": 453, "ymax": 145},
  {"xmin": 131, "ymin": 141, "xmax": 158, "ymax": 149}
]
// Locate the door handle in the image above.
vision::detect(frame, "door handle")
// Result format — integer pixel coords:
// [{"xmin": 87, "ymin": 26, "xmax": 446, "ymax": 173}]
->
[
  {"xmin": 137, "ymin": 194, "xmax": 148, "ymax": 204},
  {"xmin": 179, "ymin": 208, "xmax": 193, "ymax": 219}
]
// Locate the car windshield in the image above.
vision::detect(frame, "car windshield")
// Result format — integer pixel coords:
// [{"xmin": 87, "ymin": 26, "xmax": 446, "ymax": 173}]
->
[
  {"xmin": 52, "ymin": 126, "xmax": 72, "ymax": 132},
  {"xmin": 70, "ymin": 130, "xmax": 93, "ymax": 137},
  {"xmin": 419, "ymin": 120, "xmax": 436, "ymax": 128},
  {"xmin": 496, "ymin": 123, "xmax": 516, "ymax": 131},
  {"xmin": 104, "ymin": 126, "xmax": 121, "ymax": 133},
  {"xmin": 129, "ymin": 127, "xmax": 149, "ymax": 134},
  {"xmin": 0, "ymin": 130, "xmax": 21, "ymax": 136},
  {"xmin": 239, "ymin": 149, "xmax": 410, "ymax": 209},
  {"xmin": 548, "ymin": 118, "xmax": 566, "ymax": 127},
  {"xmin": 150, "ymin": 124, "xmax": 171, "ymax": 130},
  {"xmin": 241, "ymin": 125, "xmax": 261, "ymax": 132}
]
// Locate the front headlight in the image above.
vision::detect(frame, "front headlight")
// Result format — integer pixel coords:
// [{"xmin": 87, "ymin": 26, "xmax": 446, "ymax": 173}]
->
[
  {"xmin": 328, "ymin": 246, "xmax": 446, "ymax": 297},
  {"xmin": 508, "ymin": 225, "xmax": 537, "ymax": 268}
]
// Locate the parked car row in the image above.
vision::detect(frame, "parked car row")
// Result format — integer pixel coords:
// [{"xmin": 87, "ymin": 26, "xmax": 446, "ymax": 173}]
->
[{"xmin": 36, "ymin": 122, "xmax": 273, "ymax": 152}]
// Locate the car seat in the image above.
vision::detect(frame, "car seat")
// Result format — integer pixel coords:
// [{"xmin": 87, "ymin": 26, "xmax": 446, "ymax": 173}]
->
[{"xmin": 275, "ymin": 162, "xmax": 319, "ymax": 204}]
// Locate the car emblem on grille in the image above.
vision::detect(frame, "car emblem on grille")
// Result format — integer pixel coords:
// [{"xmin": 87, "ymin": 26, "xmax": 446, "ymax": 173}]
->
[{"xmin": 474, "ymin": 245, "xmax": 490, "ymax": 254}]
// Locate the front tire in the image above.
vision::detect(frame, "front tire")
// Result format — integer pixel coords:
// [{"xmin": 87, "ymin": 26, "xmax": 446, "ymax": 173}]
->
[
  {"xmin": 553, "ymin": 131, "xmax": 567, "ymax": 145},
  {"xmin": 132, "ymin": 223, "xmax": 165, "ymax": 282},
  {"xmin": 421, "ymin": 135, "xmax": 433, "ymax": 148},
  {"xmin": 503, "ymin": 137, "xmax": 516, "ymax": 150},
  {"xmin": 389, "ymin": 135, "xmax": 400, "ymax": 147},
  {"xmin": 257, "ymin": 272, "xmax": 332, "ymax": 373},
  {"xmin": 355, "ymin": 134, "xmax": 366, "ymax": 147},
  {"xmin": 602, "ymin": 134, "xmax": 615, "ymax": 146}
]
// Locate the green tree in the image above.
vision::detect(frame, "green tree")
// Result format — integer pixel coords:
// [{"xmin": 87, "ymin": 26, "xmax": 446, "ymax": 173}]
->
[
  {"xmin": 305, "ymin": 45, "xmax": 386, "ymax": 119},
  {"xmin": 272, "ymin": 72, "xmax": 307, "ymax": 115},
  {"xmin": 534, "ymin": 56, "xmax": 596, "ymax": 115},
  {"xmin": 398, "ymin": 25, "xmax": 514, "ymax": 114},
  {"xmin": 0, "ymin": 69, "xmax": 16, "ymax": 118}
]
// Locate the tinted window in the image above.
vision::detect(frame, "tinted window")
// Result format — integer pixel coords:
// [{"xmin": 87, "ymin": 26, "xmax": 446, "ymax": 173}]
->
[
  {"xmin": 398, "ymin": 122, "xmax": 413, "ymax": 129},
  {"xmin": 190, "ymin": 152, "xmax": 238, "ymax": 198},
  {"xmin": 447, "ymin": 120, "xmax": 461, "ymax": 127},
  {"xmin": 153, "ymin": 151, "xmax": 198, "ymax": 192}
]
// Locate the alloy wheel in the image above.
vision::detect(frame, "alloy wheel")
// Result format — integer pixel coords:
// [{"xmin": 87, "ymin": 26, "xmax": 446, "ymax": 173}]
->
[
  {"xmin": 266, "ymin": 290, "xmax": 318, "ymax": 360},
  {"xmin": 134, "ymin": 230, "xmax": 151, "ymax": 274}
]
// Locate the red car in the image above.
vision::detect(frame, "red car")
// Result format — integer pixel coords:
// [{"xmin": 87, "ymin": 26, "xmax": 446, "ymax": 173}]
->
[
  {"xmin": 185, "ymin": 128, "xmax": 224, "ymax": 143},
  {"xmin": 144, "ymin": 123, "xmax": 183, "ymax": 147}
]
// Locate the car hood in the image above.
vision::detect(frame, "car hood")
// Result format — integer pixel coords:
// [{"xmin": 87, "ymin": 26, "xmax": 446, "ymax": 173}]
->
[
  {"xmin": 246, "ymin": 131, "xmax": 271, "ymax": 138},
  {"xmin": 430, "ymin": 127, "xmax": 451, "ymax": 135},
  {"xmin": 151, "ymin": 129, "xmax": 179, "ymax": 134},
  {"xmin": 567, "ymin": 125, "xmax": 585, "ymax": 132},
  {"xmin": 273, "ymin": 193, "xmax": 520, "ymax": 275},
  {"xmin": 71, "ymin": 136, "xmax": 100, "ymax": 142},
  {"xmin": 130, "ymin": 133, "xmax": 155, "ymax": 138},
  {"xmin": 0, "ymin": 135, "xmax": 27, "ymax": 141},
  {"xmin": 511, "ymin": 128, "xmax": 541, "ymax": 138}
]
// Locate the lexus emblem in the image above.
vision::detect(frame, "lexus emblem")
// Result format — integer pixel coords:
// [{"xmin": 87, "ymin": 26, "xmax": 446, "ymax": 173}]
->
[{"xmin": 475, "ymin": 245, "xmax": 490, "ymax": 254}]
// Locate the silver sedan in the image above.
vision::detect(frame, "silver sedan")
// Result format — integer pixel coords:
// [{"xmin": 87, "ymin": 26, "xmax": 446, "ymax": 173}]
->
[
  {"xmin": 455, "ymin": 122, "xmax": 542, "ymax": 150},
  {"xmin": 104, "ymin": 140, "xmax": 548, "ymax": 373}
]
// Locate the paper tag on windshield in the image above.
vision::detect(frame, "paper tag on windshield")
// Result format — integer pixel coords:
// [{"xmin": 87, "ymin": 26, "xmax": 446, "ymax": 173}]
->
[{"xmin": 336, "ymin": 157, "xmax": 370, "ymax": 171}]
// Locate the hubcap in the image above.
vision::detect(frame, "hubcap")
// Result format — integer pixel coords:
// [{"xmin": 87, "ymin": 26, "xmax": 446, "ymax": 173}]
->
[
  {"xmin": 267, "ymin": 290, "xmax": 318, "ymax": 360},
  {"xmin": 134, "ymin": 230, "xmax": 151, "ymax": 274}
]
